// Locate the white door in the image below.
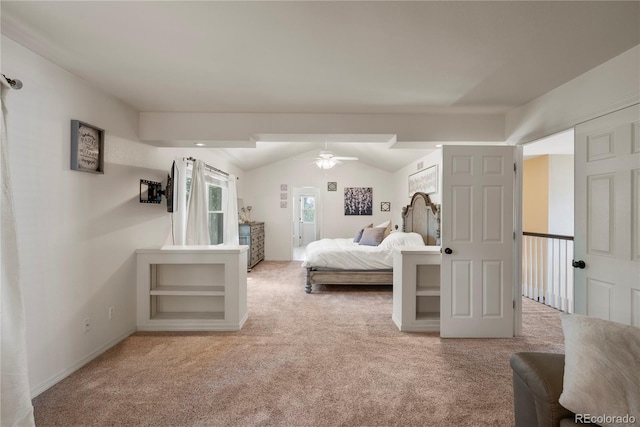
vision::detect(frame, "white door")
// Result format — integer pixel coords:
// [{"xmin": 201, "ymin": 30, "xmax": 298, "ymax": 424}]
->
[
  {"xmin": 440, "ymin": 145, "xmax": 516, "ymax": 338},
  {"xmin": 574, "ymin": 104, "xmax": 640, "ymax": 326},
  {"xmin": 300, "ymin": 194, "xmax": 317, "ymax": 246}
]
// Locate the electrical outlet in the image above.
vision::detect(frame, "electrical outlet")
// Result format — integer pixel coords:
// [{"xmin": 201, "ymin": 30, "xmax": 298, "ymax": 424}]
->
[
  {"xmin": 83, "ymin": 317, "xmax": 91, "ymax": 333},
  {"xmin": 108, "ymin": 306, "xmax": 115, "ymax": 320}
]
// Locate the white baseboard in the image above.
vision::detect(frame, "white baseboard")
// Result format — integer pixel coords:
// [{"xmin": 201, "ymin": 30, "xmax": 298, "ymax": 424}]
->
[{"xmin": 30, "ymin": 328, "xmax": 136, "ymax": 398}]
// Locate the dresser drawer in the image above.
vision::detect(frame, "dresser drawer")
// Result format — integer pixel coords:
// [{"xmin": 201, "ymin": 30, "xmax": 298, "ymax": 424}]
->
[
  {"xmin": 250, "ymin": 232, "xmax": 264, "ymax": 245},
  {"xmin": 240, "ymin": 222, "xmax": 265, "ymax": 270}
]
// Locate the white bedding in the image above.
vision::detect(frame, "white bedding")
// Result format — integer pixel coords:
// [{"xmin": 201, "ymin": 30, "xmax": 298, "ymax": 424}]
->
[{"xmin": 302, "ymin": 232, "xmax": 426, "ymax": 270}]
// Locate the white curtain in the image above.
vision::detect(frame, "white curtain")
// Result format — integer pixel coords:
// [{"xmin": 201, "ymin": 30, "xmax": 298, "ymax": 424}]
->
[
  {"xmin": 1, "ymin": 78, "xmax": 36, "ymax": 425},
  {"xmin": 185, "ymin": 160, "xmax": 210, "ymax": 245},
  {"xmin": 225, "ymin": 174, "xmax": 239, "ymax": 245},
  {"xmin": 171, "ymin": 159, "xmax": 188, "ymax": 245}
]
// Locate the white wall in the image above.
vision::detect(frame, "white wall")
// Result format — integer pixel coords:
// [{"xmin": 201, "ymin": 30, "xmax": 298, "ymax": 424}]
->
[
  {"xmin": 244, "ymin": 155, "xmax": 394, "ymax": 260},
  {"xmin": 391, "ymin": 150, "xmax": 442, "ymax": 228},
  {"xmin": 2, "ymin": 36, "xmax": 244, "ymax": 396},
  {"xmin": 547, "ymin": 155, "xmax": 574, "ymax": 236},
  {"xmin": 506, "ymin": 45, "xmax": 640, "ymax": 144}
]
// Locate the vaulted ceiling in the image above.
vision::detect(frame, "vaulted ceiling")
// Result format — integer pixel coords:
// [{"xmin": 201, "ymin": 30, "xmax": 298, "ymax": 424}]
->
[{"xmin": 2, "ymin": 1, "xmax": 638, "ymax": 171}]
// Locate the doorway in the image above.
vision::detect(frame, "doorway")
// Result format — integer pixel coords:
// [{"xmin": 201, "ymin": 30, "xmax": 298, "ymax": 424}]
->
[
  {"xmin": 292, "ymin": 187, "xmax": 321, "ymax": 261},
  {"xmin": 521, "ymin": 129, "xmax": 575, "ymax": 315}
]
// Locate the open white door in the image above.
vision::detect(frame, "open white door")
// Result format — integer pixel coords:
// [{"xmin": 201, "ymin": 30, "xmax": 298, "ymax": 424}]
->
[
  {"xmin": 440, "ymin": 145, "xmax": 516, "ymax": 338},
  {"xmin": 574, "ymin": 104, "xmax": 640, "ymax": 326}
]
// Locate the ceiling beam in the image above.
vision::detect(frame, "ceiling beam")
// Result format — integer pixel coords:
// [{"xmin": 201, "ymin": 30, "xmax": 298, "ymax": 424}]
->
[{"xmin": 139, "ymin": 112, "xmax": 505, "ymax": 147}]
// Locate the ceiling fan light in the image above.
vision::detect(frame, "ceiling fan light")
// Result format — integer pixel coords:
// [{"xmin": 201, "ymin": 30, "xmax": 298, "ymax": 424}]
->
[{"xmin": 315, "ymin": 158, "xmax": 337, "ymax": 169}]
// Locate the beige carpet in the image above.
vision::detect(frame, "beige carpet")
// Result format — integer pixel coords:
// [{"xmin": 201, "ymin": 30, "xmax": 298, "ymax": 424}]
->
[{"xmin": 33, "ymin": 261, "xmax": 565, "ymax": 426}]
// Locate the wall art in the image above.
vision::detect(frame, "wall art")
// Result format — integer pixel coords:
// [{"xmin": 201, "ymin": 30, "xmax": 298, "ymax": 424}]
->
[
  {"xmin": 70, "ymin": 120, "xmax": 104, "ymax": 174},
  {"xmin": 409, "ymin": 164, "xmax": 437, "ymax": 196},
  {"xmin": 344, "ymin": 187, "xmax": 373, "ymax": 216}
]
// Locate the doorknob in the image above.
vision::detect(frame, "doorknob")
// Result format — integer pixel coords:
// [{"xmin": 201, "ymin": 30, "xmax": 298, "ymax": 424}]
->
[
  {"xmin": 444, "ymin": 248, "xmax": 453, "ymax": 255},
  {"xmin": 572, "ymin": 260, "xmax": 586, "ymax": 269}
]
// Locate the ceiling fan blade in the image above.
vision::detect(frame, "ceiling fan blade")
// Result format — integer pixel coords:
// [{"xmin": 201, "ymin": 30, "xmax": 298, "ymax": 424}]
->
[{"xmin": 333, "ymin": 156, "xmax": 358, "ymax": 161}]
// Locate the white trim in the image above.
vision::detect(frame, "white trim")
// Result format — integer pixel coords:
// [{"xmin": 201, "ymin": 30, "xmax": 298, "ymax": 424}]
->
[
  {"xmin": 514, "ymin": 146, "xmax": 524, "ymax": 336},
  {"xmin": 30, "ymin": 328, "xmax": 135, "ymax": 398}
]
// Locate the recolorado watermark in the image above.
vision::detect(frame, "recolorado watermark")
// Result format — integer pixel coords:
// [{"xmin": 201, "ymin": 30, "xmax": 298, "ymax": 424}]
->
[{"xmin": 575, "ymin": 414, "xmax": 636, "ymax": 424}]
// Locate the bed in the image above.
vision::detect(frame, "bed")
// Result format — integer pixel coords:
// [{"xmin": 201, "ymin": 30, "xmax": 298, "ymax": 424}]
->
[{"xmin": 303, "ymin": 191, "xmax": 440, "ymax": 293}]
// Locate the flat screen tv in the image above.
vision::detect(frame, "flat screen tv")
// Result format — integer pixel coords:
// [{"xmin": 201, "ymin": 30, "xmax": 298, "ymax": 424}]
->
[{"xmin": 165, "ymin": 161, "xmax": 178, "ymax": 213}]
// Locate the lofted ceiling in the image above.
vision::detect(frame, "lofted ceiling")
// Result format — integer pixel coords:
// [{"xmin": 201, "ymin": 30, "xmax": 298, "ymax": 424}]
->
[{"xmin": 1, "ymin": 1, "xmax": 638, "ymax": 171}]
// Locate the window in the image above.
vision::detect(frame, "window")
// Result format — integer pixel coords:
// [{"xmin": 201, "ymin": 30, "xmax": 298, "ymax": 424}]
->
[
  {"xmin": 185, "ymin": 169, "xmax": 227, "ymax": 244},
  {"xmin": 301, "ymin": 195, "xmax": 315, "ymax": 223},
  {"xmin": 208, "ymin": 184, "xmax": 223, "ymax": 244}
]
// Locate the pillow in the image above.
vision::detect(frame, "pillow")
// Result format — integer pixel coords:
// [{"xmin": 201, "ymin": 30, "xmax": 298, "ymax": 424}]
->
[
  {"xmin": 353, "ymin": 224, "xmax": 373, "ymax": 243},
  {"xmin": 559, "ymin": 313, "xmax": 640, "ymax": 427},
  {"xmin": 379, "ymin": 232, "xmax": 426, "ymax": 249},
  {"xmin": 374, "ymin": 220, "xmax": 393, "ymax": 239},
  {"xmin": 358, "ymin": 227, "xmax": 386, "ymax": 246}
]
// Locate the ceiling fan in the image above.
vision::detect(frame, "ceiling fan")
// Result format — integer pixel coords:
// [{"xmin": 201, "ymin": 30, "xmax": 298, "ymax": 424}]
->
[{"xmin": 313, "ymin": 146, "xmax": 359, "ymax": 169}]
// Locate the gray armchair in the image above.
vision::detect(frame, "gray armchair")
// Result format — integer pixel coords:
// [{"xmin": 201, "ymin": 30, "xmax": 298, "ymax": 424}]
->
[{"xmin": 510, "ymin": 352, "xmax": 596, "ymax": 426}]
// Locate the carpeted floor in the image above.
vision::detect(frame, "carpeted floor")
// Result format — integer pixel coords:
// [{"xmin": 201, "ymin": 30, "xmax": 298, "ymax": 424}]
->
[{"xmin": 33, "ymin": 261, "xmax": 565, "ymax": 426}]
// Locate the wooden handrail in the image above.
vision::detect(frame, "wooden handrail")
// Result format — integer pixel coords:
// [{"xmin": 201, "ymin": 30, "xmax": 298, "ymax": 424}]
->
[{"xmin": 523, "ymin": 231, "xmax": 573, "ymax": 241}]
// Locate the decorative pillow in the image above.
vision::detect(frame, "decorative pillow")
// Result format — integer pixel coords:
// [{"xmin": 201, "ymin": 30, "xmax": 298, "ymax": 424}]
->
[
  {"xmin": 559, "ymin": 313, "xmax": 640, "ymax": 427},
  {"xmin": 379, "ymin": 232, "xmax": 426, "ymax": 249},
  {"xmin": 358, "ymin": 226, "xmax": 386, "ymax": 246},
  {"xmin": 375, "ymin": 220, "xmax": 393, "ymax": 238},
  {"xmin": 353, "ymin": 224, "xmax": 373, "ymax": 243}
]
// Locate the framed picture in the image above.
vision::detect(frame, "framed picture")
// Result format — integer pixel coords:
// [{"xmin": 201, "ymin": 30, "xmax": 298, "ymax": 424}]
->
[
  {"xmin": 280, "ymin": 184, "xmax": 288, "ymax": 191},
  {"xmin": 327, "ymin": 182, "xmax": 337, "ymax": 192},
  {"xmin": 280, "ymin": 201, "xmax": 287, "ymax": 208},
  {"xmin": 344, "ymin": 187, "xmax": 373, "ymax": 216},
  {"xmin": 71, "ymin": 120, "xmax": 104, "ymax": 174},
  {"xmin": 280, "ymin": 192, "xmax": 288, "ymax": 200},
  {"xmin": 409, "ymin": 164, "xmax": 437, "ymax": 196},
  {"xmin": 380, "ymin": 202, "xmax": 390, "ymax": 212}
]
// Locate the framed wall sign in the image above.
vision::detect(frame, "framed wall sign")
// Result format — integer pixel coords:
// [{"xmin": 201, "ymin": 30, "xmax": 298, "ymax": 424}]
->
[
  {"xmin": 409, "ymin": 164, "xmax": 437, "ymax": 196},
  {"xmin": 71, "ymin": 120, "xmax": 104, "ymax": 174}
]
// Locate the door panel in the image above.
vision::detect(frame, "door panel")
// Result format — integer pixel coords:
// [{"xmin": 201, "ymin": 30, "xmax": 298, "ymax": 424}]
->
[
  {"xmin": 587, "ymin": 174, "xmax": 614, "ymax": 255},
  {"xmin": 574, "ymin": 104, "xmax": 640, "ymax": 326},
  {"xmin": 452, "ymin": 260, "xmax": 472, "ymax": 317},
  {"xmin": 441, "ymin": 145, "xmax": 515, "ymax": 337},
  {"xmin": 482, "ymin": 260, "xmax": 503, "ymax": 317}
]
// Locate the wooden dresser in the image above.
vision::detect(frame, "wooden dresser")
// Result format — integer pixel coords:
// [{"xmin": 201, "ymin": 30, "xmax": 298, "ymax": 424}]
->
[{"xmin": 239, "ymin": 222, "xmax": 265, "ymax": 270}]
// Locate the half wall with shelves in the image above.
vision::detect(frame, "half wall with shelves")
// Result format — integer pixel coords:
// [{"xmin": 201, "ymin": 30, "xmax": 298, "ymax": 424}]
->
[
  {"xmin": 392, "ymin": 246, "xmax": 441, "ymax": 332},
  {"xmin": 136, "ymin": 246, "xmax": 248, "ymax": 331}
]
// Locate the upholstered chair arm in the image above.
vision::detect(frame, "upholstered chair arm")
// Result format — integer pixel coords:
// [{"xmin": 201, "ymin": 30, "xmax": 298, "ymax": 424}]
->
[{"xmin": 510, "ymin": 352, "xmax": 575, "ymax": 427}]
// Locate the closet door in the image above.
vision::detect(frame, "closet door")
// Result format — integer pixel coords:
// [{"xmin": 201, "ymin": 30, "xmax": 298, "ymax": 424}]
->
[
  {"xmin": 574, "ymin": 104, "xmax": 640, "ymax": 326},
  {"xmin": 440, "ymin": 146, "xmax": 516, "ymax": 338}
]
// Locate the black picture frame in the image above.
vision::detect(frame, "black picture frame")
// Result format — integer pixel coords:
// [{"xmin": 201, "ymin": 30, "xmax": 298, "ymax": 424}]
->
[
  {"xmin": 380, "ymin": 202, "xmax": 390, "ymax": 212},
  {"xmin": 327, "ymin": 182, "xmax": 337, "ymax": 191},
  {"xmin": 71, "ymin": 120, "xmax": 104, "ymax": 174}
]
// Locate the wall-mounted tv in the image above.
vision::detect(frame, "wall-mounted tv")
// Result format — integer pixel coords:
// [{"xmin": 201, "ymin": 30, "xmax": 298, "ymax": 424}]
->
[
  {"xmin": 139, "ymin": 161, "xmax": 179, "ymax": 213},
  {"xmin": 165, "ymin": 161, "xmax": 178, "ymax": 213}
]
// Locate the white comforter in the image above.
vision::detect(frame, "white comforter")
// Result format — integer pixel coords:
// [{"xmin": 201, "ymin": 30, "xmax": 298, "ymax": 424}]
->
[{"xmin": 302, "ymin": 232, "xmax": 426, "ymax": 270}]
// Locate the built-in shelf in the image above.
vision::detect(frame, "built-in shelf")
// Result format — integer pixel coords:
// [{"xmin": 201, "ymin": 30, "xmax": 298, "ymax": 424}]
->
[
  {"xmin": 416, "ymin": 288, "xmax": 440, "ymax": 297},
  {"xmin": 137, "ymin": 246, "xmax": 248, "ymax": 331},
  {"xmin": 392, "ymin": 246, "xmax": 441, "ymax": 332},
  {"xmin": 150, "ymin": 285, "xmax": 225, "ymax": 296},
  {"xmin": 152, "ymin": 311, "xmax": 225, "ymax": 321},
  {"xmin": 416, "ymin": 312, "xmax": 440, "ymax": 321}
]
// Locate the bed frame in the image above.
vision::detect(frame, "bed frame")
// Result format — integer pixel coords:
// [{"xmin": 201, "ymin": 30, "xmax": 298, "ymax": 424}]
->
[{"xmin": 305, "ymin": 192, "xmax": 440, "ymax": 293}]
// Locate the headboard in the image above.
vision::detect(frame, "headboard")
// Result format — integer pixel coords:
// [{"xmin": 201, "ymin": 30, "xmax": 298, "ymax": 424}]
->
[{"xmin": 401, "ymin": 192, "xmax": 440, "ymax": 246}]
